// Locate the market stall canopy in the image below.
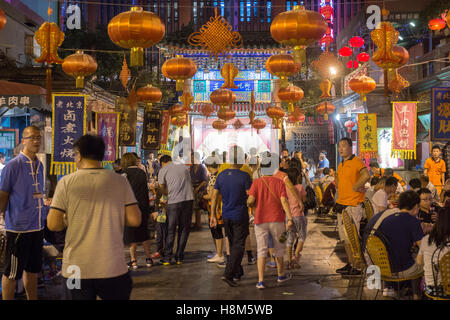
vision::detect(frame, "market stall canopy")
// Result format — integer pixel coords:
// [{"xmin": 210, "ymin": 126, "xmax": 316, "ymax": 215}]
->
[{"xmin": 0, "ymin": 80, "xmax": 50, "ymax": 111}]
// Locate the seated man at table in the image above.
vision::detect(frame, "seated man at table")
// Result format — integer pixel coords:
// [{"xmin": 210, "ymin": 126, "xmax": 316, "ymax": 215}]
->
[{"xmin": 363, "ymin": 191, "xmax": 424, "ymax": 300}]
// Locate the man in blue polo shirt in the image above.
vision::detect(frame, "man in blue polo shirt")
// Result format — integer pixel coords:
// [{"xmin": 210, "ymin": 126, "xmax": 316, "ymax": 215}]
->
[
  {"xmin": 0, "ymin": 125, "xmax": 46, "ymax": 300},
  {"xmin": 210, "ymin": 146, "xmax": 252, "ymax": 287},
  {"xmin": 317, "ymin": 151, "xmax": 329, "ymax": 177}
]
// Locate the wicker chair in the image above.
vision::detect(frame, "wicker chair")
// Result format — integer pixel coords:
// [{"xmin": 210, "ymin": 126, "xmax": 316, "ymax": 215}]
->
[
  {"xmin": 363, "ymin": 199, "xmax": 374, "ymax": 221},
  {"xmin": 366, "ymin": 234, "xmax": 424, "ymax": 300},
  {"xmin": 424, "ymin": 251, "xmax": 450, "ymax": 300},
  {"xmin": 342, "ymin": 209, "xmax": 367, "ymax": 299}
]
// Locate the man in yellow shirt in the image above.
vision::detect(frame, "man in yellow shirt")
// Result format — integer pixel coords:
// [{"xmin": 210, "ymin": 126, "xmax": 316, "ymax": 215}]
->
[
  {"xmin": 335, "ymin": 137, "xmax": 370, "ymax": 275},
  {"xmin": 424, "ymin": 145, "xmax": 446, "ymax": 195}
]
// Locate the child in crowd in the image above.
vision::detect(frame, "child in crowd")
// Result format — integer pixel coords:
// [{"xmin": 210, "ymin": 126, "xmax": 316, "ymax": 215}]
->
[{"xmin": 285, "ymin": 167, "xmax": 307, "ymax": 269}]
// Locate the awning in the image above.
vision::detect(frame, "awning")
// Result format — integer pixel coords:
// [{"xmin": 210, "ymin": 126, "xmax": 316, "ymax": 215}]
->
[{"xmin": 0, "ymin": 81, "xmax": 50, "ymax": 111}]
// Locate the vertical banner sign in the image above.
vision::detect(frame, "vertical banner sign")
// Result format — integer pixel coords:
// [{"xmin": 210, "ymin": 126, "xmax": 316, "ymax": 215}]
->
[
  {"xmin": 358, "ymin": 113, "xmax": 378, "ymax": 158},
  {"xmin": 118, "ymin": 98, "xmax": 137, "ymax": 146},
  {"xmin": 431, "ymin": 87, "xmax": 450, "ymax": 141},
  {"xmin": 159, "ymin": 111, "xmax": 172, "ymax": 155},
  {"xmin": 392, "ymin": 101, "xmax": 417, "ymax": 159},
  {"xmin": 142, "ymin": 109, "xmax": 161, "ymax": 150},
  {"xmin": 96, "ymin": 112, "xmax": 119, "ymax": 164},
  {"xmin": 51, "ymin": 94, "xmax": 87, "ymax": 175}
]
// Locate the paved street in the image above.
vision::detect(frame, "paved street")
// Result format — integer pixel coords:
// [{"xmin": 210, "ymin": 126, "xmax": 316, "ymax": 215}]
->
[{"xmin": 37, "ymin": 212, "xmax": 385, "ymax": 300}]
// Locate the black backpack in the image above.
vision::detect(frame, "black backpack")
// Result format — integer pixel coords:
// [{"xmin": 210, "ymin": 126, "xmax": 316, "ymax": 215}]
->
[{"xmin": 304, "ymin": 185, "xmax": 317, "ymax": 213}]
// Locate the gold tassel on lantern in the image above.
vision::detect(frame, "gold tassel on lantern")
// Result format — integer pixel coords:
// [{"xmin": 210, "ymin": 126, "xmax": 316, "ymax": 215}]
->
[
  {"xmin": 130, "ymin": 47, "xmax": 144, "ymax": 67},
  {"xmin": 293, "ymin": 45, "xmax": 307, "ymax": 64}
]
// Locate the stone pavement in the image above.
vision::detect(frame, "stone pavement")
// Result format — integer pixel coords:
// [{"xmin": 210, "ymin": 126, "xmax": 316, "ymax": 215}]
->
[{"xmin": 36, "ymin": 212, "xmax": 387, "ymax": 300}]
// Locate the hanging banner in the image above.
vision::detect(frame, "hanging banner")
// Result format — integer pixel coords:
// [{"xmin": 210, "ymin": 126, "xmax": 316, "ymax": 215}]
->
[
  {"xmin": 96, "ymin": 112, "xmax": 119, "ymax": 165},
  {"xmin": 117, "ymin": 97, "xmax": 137, "ymax": 146},
  {"xmin": 431, "ymin": 87, "xmax": 450, "ymax": 141},
  {"xmin": 392, "ymin": 101, "xmax": 417, "ymax": 159},
  {"xmin": 51, "ymin": 94, "xmax": 87, "ymax": 175},
  {"xmin": 159, "ymin": 111, "xmax": 172, "ymax": 155},
  {"xmin": 358, "ymin": 113, "xmax": 378, "ymax": 159},
  {"xmin": 142, "ymin": 109, "xmax": 161, "ymax": 150}
]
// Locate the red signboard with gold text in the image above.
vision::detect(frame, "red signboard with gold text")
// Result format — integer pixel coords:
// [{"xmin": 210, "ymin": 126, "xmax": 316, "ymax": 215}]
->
[{"xmin": 392, "ymin": 101, "xmax": 417, "ymax": 159}]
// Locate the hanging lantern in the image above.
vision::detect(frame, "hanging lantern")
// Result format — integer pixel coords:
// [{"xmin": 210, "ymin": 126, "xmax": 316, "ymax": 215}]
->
[
  {"xmin": 357, "ymin": 52, "xmax": 370, "ymax": 63},
  {"xmin": 162, "ymin": 55, "xmax": 197, "ymax": 91},
  {"xmin": 319, "ymin": 5, "xmax": 334, "ymax": 22},
  {"xmin": 288, "ymin": 107, "xmax": 305, "ymax": 124},
  {"xmin": 316, "ymin": 102, "xmax": 335, "ymax": 121},
  {"xmin": 201, "ymin": 104, "xmax": 215, "ymax": 119},
  {"xmin": 349, "ymin": 75, "xmax": 377, "ymax": 102},
  {"xmin": 212, "ymin": 119, "xmax": 227, "ymax": 132},
  {"xmin": 217, "ymin": 106, "xmax": 236, "ymax": 122},
  {"xmin": 62, "ymin": 50, "xmax": 97, "ymax": 89},
  {"xmin": 0, "ymin": 9, "xmax": 6, "ymax": 31},
  {"xmin": 265, "ymin": 53, "xmax": 301, "ymax": 88},
  {"xmin": 232, "ymin": 118, "xmax": 244, "ymax": 130},
  {"xmin": 346, "ymin": 60, "xmax": 359, "ymax": 69},
  {"xmin": 392, "ymin": 46, "xmax": 409, "ymax": 66},
  {"xmin": 137, "ymin": 84, "xmax": 162, "ymax": 110},
  {"xmin": 220, "ymin": 63, "xmax": 239, "ymax": 89},
  {"xmin": 171, "ymin": 114, "xmax": 187, "ymax": 127},
  {"xmin": 270, "ymin": 5, "xmax": 328, "ymax": 64},
  {"xmin": 168, "ymin": 103, "xmax": 185, "ymax": 118},
  {"xmin": 210, "ymin": 88, "xmax": 236, "ymax": 107},
  {"xmin": 344, "ymin": 120, "xmax": 356, "ymax": 133},
  {"xmin": 428, "ymin": 18, "xmax": 446, "ymax": 31},
  {"xmin": 34, "ymin": 22, "xmax": 65, "ymax": 104},
  {"xmin": 277, "ymin": 85, "xmax": 304, "ymax": 113},
  {"xmin": 338, "ymin": 46, "xmax": 353, "ymax": 57},
  {"xmin": 180, "ymin": 91, "xmax": 194, "ymax": 112},
  {"xmin": 388, "ymin": 70, "xmax": 410, "ymax": 98},
  {"xmin": 251, "ymin": 118, "xmax": 266, "ymax": 134},
  {"xmin": 108, "ymin": 6, "xmax": 165, "ymax": 67},
  {"xmin": 371, "ymin": 22, "xmax": 403, "ymax": 70},
  {"xmin": 266, "ymin": 105, "xmax": 285, "ymax": 129},
  {"xmin": 349, "ymin": 36, "xmax": 364, "ymax": 48},
  {"xmin": 319, "ymin": 79, "xmax": 332, "ymax": 99}
]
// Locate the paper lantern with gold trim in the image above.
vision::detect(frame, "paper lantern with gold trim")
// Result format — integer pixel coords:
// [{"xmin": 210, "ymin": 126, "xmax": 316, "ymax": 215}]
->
[
  {"xmin": 265, "ymin": 53, "xmax": 301, "ymax": 87},
  {"xmin": 270, "ymin": 5, "xmax": 328, "ymax": 64},
  {"xmin": 0, "ymin": 9, "xmax": 6, "ymax": 31},
  {"xmin": 316, "ymin": 102, "xmax": 335, "ymax": 121},
  {"xmin": 392, "ymin": 46, "xmax": 409, "ymax": 66},
  {"xmin": 171, "ymin": 114, "xmax": 187, "ymax": 127},
  {"xmin": 349, "ymin": 76, "xmax": 376, "ymax": 102},
  {"xmin": 137, "ymin": 84, "xmax": 162, "ymax": 110},
  {"xmin": 277, "ymin": 85, "xmax": 304, "ymax": 113},
  {"xmin": 62, "ymin": 50, "xmax": 98, "ymax": 88},
  {"xmin": 212, "ymin": 119, "xmax": 227, "ymax": 132},
  {"xmin": 266, "ymin": 105, "xmax": 285, "ymax": 129},
  {"xmin": 388, "ymin": 70, "xmax": 410, "ymax": 98},
  {"xmin": 108, "ymin": 6, "xmax": 165, "ymax": 67},
  {"xmin": 210, "ymin": 88, "xmax": 236, "ymax": 107},
  {"xmin": 251, "ymin": 118, "xmax": 266, "ymax": 134},
  {"xmin": 162, "ymin": 55, "xmax": 197, "ymax": 91},
  {"xmin": 344, "ymin": 120, "xmax": 356, "ymax": 133},
  {"xmin": 288, "ymin": 107, "xmax": 305, "ymax": 124},
  {"xmin": 371, "ymin": 22, "xmax": 405, "ymax": 70},
  {"xmin": 168, "ymin": 103, "xmax": 185, "ymax": 117},
  {"xmin": 428, "ymin": 18, "xmax": 446, "ymax": 31},
  {"xmin": 217, "ymin": 107, "xmax": 236, "ymax": 122}
]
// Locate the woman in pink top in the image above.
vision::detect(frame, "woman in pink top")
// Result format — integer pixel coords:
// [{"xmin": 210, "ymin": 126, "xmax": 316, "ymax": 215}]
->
[{"xmin": 285, "ymin": 167, "xmax": 307, "ymax": 269}]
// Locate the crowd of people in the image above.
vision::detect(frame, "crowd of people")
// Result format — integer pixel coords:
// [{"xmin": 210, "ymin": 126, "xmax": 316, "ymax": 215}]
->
[{"xmin": 0, "ymin": 126, "xmax": 449, "ymax": 300}]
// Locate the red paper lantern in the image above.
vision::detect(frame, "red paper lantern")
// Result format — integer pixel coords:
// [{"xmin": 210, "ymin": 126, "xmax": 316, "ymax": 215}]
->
[
  {"xmin": 319, "ymin": 5, "xmax": 334, "ymax": 21},
  {"xmin": 357, "ymin": 52, "xmax": 370, "ymax": 63},
  {"xmin": 428, "ymin": 18, "xmax": 446, "ymax": 31},
  {"xmin": 212, "ymin": 119, "xmax": 227, "ymax": 131},
  {"xmin": 349, "ymin": 36, "xmax": 364, "ymax": 48},
  {"xmin": 338, "ymin": 46, "xmax": 352, "ymax": 57},
  {"xmin": 251, "ymin": 118, "xmax": 266, "ymax": 134},
  {"xmin": 344, "ymin": 120, "xmax": 356, "ymax": 133},
  {"xmin": 346, "ymin": 60, "xmax": 359, "ymax": 69}
]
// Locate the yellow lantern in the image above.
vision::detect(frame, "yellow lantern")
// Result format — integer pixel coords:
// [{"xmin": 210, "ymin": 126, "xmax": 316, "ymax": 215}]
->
[
  {"xmin": 108, "ymin": 6, "xmax": 165, "ymax": 67},
  {"xmin": 161, "ymin": 55, "xmax": 197, "ymax": 91},
  {"xmin": 62, "ymin": 50, "xmax": 98, "ymax": 88}
]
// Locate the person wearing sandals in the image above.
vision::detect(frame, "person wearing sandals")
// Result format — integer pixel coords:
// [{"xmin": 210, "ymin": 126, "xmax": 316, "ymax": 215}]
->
[{"xmin": 121, "ymin": 153, "xmax": 154, "ymax": 269}]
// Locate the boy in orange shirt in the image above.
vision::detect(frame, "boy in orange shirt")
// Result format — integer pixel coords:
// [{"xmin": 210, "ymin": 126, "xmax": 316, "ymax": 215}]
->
[{"xmin": 424, "ymin": 145, "xmax": 446, "ymax": 195}]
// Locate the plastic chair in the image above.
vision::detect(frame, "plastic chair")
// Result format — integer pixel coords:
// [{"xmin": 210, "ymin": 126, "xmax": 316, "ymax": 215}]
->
[
  {"xmin": 363, "ymin": 199, "xmax": 374, "ymax": 221},
  {"xmin": 366, "ymin": 234, "xmax": 424, "ymax": 300},
  {"xmin": 424, "ymin": 251, "xmax": 450, "ymax": 300},
  {"xmin": 342, "ymin": 209, "xmax": 367, "ymax": 299}
]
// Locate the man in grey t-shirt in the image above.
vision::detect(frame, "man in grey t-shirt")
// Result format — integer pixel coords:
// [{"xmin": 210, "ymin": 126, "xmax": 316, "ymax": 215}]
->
[{"xmin": 158, "ymin": 155, "xmax": 194, "ymax": 265}]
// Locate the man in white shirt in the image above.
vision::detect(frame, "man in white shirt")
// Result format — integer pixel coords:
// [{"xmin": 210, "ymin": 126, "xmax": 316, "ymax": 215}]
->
[{"xmin": 371, "ymin": 177, "xmax": 398, "ymax": 214}]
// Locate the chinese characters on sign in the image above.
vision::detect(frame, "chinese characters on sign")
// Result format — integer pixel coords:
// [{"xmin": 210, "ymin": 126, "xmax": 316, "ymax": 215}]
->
[
  {"xmin": 117, "ymin": 98, "xmax": 137, "ymax": 146},
  {"xmin": 0, "ymin": 95, "xmax": 41, "ymax": 109},
  {"xmin": 392, "ymin": 101, "xmax": 417, "ymax": 159},
  {"xmin": 142, "ymin": 110, "xmax": 161, "ymax": 150},
  {"xmin": 209, "ymin": 80, "xmax": 254, "ymax": 92},
  {"xmin": 51, "ymin": 94, "xmax": 86, "ymax": 175},
  {"xmin": 431, "ymin": 87, "xmax": 450, "ymax": 141},
  {"xmin": 358, "ymin": 113, "xmax": 378, "ymax": 159},
  {"xmin": 96, "ymin": 112, "xmax": 119, "ymax": 163}
]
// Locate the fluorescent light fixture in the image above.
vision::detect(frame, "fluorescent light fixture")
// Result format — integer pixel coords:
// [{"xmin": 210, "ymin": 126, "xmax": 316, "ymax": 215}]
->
[
  {"xmin": 410, "ymin": 22, "xmax": 415, "ymax": 27},
  {"xmin": 399, "ymin": 35, "xmax": 403, "ymax": 40}
]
